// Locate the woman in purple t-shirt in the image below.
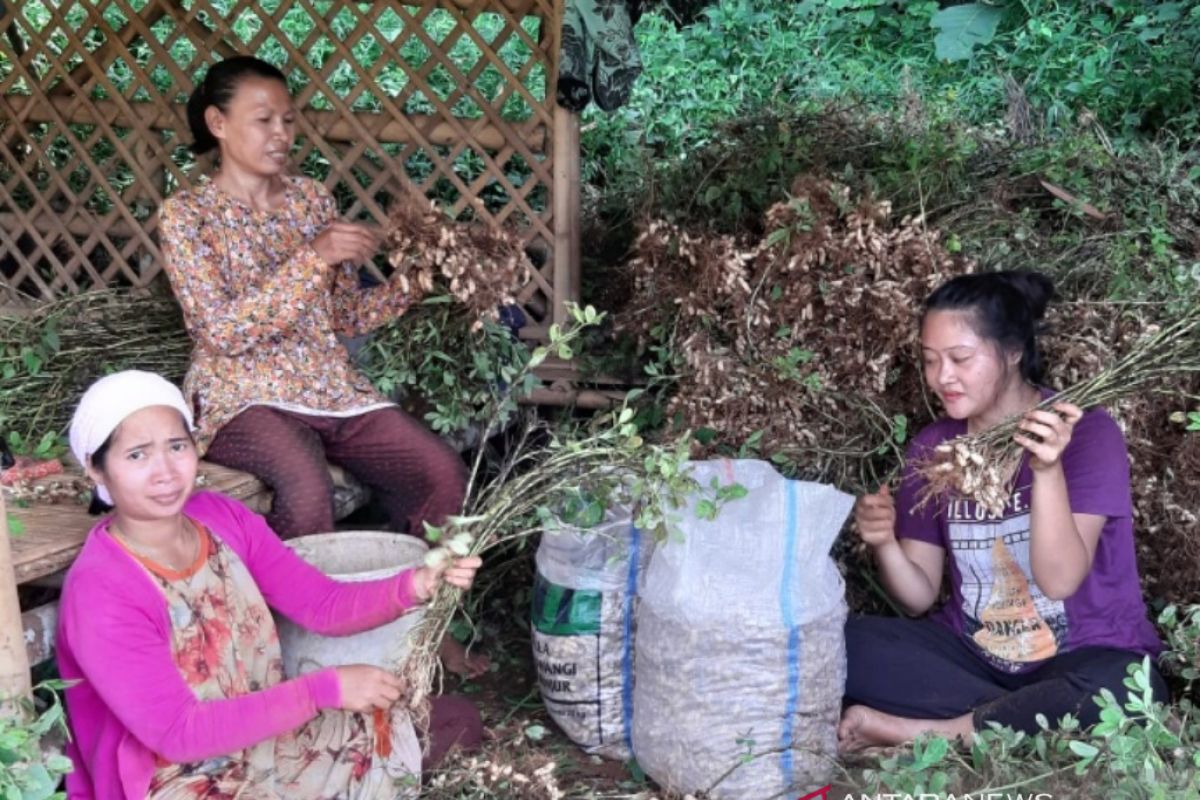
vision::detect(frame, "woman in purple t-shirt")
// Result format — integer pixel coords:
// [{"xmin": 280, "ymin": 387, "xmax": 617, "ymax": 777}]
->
[{"xmin": 838, "ymin": 271, "xmax": 1166, "ymax": 753}]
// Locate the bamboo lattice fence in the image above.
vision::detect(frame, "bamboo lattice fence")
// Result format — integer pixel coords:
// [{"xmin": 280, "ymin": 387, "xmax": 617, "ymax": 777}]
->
[{"xmin": 0, "ymin": 0, "xmax": 579, "ymax": 338}]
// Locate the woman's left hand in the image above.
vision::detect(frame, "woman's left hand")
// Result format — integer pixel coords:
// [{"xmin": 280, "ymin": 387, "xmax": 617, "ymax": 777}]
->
[
  {"xmin": 1014, "ymin": 402, "xmax": 1083, "ymax": 472},
  {"xmin": 413, "ymin": 555, "xmax": 482, "ymax": 602}
]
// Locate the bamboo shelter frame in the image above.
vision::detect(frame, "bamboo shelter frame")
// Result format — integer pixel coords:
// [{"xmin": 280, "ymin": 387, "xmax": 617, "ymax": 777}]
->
[
  {"xmin": 0, "ymin": 0, "xmax": 586, "ymax": 702},
  {"xmin": 0, "ymin": 0, "xmax": 580, "ymax": 338}
]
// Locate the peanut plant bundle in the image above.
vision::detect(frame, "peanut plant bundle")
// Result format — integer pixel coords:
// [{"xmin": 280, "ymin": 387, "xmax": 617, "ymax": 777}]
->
[
  {"xmin": 391, "ymin": 308, "xmax": 734, "ymax": 745},
  {"xmin": 398, "ymin": 406, "xmax": 698, "ymax": 713},
  {"xmin": 383, "ymin": 198, "xmax": 532, "ymax": 330}
]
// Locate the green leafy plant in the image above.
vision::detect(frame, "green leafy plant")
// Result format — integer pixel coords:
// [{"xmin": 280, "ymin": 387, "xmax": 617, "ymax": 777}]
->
[
  {"xmin": 360, "ymin": 296, "xmax": 536, "ymax": 437},
  {"xmin": 0, "ymin": 681, "xmax": 74, "ymax": 800},
  {"xmin": 4, "ymin": 432, "xmax": 64, "ymax": 461}
]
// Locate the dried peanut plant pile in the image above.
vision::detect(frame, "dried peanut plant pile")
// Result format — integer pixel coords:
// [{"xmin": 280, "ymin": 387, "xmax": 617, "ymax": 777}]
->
[
  {"xmin": 383, "ymin": 198, "xmax": 532, "ymax": 329},
  {"xmin": 624, "ymin": 176, "xmax": 971, "ymax": 490},
  {"xmin": 623, "ymin": 175, "xmax": 1200, "ymax": 604}
]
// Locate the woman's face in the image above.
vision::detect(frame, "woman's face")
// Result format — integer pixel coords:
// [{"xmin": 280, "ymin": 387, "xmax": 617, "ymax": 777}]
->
[
  {"xmin": 88, "ymin": 406, "xmax": 198, "ymax": 523},
  {"xmin": 920, "ymin": 309, "xmax": 1020, "ymax": 421},
  {"xmin": 205, "ymin": 76, "xmax": 296, "ymax": 178}
]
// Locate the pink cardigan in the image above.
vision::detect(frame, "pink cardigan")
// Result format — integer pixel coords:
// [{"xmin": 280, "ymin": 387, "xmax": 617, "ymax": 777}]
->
[{"xmin": 56, "ymin": 491, "xmax": 422, "ymax": 799}]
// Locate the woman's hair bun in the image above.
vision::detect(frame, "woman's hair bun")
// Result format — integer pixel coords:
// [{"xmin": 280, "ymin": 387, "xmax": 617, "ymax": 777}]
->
[{"xmin": 994, "ymin": 270, "xmax": 1055, "ymax": 322}]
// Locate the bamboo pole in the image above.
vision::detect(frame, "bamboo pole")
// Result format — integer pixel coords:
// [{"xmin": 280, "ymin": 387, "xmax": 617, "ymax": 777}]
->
[
  {"xmin": 0, "ymin": 493, "xmax": 32, "ymax": 714},
  {"xmin": 551, "ymin": 102, "xmax": 580, "ymax": 327}
]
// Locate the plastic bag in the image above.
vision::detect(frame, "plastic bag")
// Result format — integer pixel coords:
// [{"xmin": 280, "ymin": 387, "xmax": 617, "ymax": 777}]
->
[
  {"xmin": 532, "ymin": 513, "xmax": 648, "ymax": 760},
  {"xmin": 632, "ymin": 460, "xmax": 853, "ymax": 799}
]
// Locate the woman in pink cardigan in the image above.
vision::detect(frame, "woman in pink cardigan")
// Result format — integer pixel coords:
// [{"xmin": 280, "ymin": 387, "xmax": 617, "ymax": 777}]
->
[{"xmin": 57, "ymin": 371, "xmax": 482, "ymax": 799}]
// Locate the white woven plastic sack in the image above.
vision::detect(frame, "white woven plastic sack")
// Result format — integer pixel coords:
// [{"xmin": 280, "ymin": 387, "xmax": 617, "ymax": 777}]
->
[
  {"xmin": 632, "ymin": 460, "xmax": 853, "ymax": 799},
  {"xmin": 532, "ymin": 513, "xmax": 647, "ymax": 760}
]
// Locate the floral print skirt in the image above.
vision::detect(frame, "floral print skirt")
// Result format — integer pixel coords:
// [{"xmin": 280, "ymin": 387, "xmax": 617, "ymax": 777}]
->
[{"xmin": 147, "ymin": 706, "xmax": 421, "ymax": 800}]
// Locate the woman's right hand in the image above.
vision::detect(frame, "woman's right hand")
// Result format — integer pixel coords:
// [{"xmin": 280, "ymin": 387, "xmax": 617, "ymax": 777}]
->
[
  {"xmin": 854, "ymin": 484, "xmax": 897, "ymax": 549},
  {"xmin": 311, "ymin": 222, "xmax": 382, "ymax": 267},
  {"xmin": 334, "ymin": 664, "xmax": 405, "ymax": 713}
]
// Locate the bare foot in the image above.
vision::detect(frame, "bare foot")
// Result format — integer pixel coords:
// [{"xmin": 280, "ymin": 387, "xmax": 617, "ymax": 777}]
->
[
  {"xmin": 838, "ymin": 705, "xmax": 906, "ymax": 753},
  {"xmin": 838, "ymin": 705, "xmax": 973, "ymax": 754},
  {"xmin": 439, "ymin": 636, "xmax": 490, "ymax": 680}
]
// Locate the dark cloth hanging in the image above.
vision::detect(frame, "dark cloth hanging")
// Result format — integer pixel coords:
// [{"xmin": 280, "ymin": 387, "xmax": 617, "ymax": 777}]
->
[{"xmin": 557, "ymin": 0, "xmax": 644, "ymax": 112}]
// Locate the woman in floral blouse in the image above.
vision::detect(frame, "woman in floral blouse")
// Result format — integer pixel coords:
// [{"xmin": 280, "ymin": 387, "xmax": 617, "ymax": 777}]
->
[
  {"xmin": 160, "ymin": 56, "xmax": 486, "ymax": 676},
  {"xmin": 161, "ymin": 55, "xmax": 464, "ymax": 542}
]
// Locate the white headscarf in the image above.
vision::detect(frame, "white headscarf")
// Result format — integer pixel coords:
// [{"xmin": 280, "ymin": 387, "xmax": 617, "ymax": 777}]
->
[{"xmin": 69, "ymin": 370, "xmax": 195, "ymax": 504}]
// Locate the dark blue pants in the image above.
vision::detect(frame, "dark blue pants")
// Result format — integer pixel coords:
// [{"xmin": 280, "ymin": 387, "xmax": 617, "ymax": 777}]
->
[{"xmin": 844, "ymin": 615, "xmax": 1168, "ymax": 734}]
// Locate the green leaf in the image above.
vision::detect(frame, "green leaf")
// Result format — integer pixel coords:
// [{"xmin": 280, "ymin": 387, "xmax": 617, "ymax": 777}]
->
[
  {"xmin": 693, "ymin": 427, "xmax": 718, "ymax": 445},
  {"xmin": 581, "ymin": 501, "xmax": 605, "ymax": 528},
  {"xmin": 36, "ymin": 431, "xmax": 57, "ymax": 457},
  {"xmin": 931, "ymin": 3, "xmax": 1005, "ymax": 61},
  {"xmin": 21, "ymin": 348, "xmax": 42, "ymax": 376},
  {"xmin": 524, "ymin": 724, "xmax": 547, "ymax": 742},
  {"xmin": 42, "ymin": 324, "xmax": 60, "ymax": 353},
  {"xmin": 1069, "ymin": 740, "xmax": 1100, "ymax": 759},
  {"xmin": 695, "ymin": 499, "xmax": 718, "ymax": 520},
  {"xmin": 22, "ymin": 763, "xmax": 58, "ymax": 800},
  {"xmin": 765, "ymin": 227, "xmax": 791, "ymax": 249},
  {"xmin": 717, "ymin": 483, "xmax": 749, "ymax": 502},
  {"xmin": 919, "ymin": 735, "xmax": 949, "ymax": 766}
]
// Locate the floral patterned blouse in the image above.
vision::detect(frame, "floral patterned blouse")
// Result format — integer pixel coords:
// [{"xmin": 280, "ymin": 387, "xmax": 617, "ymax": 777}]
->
[
  {"xmin": 159, "ymin": 176, "xmax": 411, "ymax": 453},
  {"xmin": 116, "ymin": 523, "xmax": 419, "ymax": 798}
]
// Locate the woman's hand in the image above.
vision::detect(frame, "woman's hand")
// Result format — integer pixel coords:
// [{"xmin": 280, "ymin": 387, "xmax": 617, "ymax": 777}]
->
[
  {"xmin": 1014, "ymin": 402, "xmax": 1082, "ymax": 472},
  {"xmin": 334, "ymin": 664, "xmax": 405, "ymax": 713},
  {"xmin": 854, "ymin": 485, "xmax": 897, "ymax": 549},
  {"xmin": 413, "ymin": 555, "xmax": 482, "ymax": 602},
  {"xmin": 311, "ymin": 221, "xmax": 382, "ymax": 267}
]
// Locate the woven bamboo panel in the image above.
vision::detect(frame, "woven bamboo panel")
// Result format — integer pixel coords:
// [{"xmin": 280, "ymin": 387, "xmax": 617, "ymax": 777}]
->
[{"xmin": 0, "ymin": 0, "xmax": 578, "ymax": 337}]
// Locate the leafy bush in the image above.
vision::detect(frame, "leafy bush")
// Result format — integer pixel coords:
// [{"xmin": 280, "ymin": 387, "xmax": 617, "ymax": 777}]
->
[
  {"xmin": 584, "ymin": 0, "xmax": 1200, "ymax": 225},
  {"xmin": 358, "ymin": 297, "xmax": 535, "ymax": 437}
]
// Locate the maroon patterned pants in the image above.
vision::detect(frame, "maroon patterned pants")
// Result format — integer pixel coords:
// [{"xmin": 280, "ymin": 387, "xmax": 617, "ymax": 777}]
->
[{"xmin": 206, "ymin": 405, "xmax": 467, "ymax": 540}]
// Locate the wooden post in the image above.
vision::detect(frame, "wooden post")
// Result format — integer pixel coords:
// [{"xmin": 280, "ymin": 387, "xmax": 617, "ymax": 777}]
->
[
  {"xmin": 0, "ymin": 493, "xmax": 32, "ymax": 713},
  {"xmin": 552, "ymin": 102, "xmax": 581, "ymax": 327}
]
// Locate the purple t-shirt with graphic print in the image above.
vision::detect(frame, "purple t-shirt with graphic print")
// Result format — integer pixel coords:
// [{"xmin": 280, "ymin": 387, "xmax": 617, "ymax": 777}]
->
[{"xmin": 896, "ymin": 403, "xmax": 1162, "ymax": 674}]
